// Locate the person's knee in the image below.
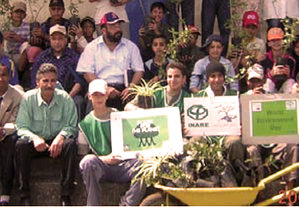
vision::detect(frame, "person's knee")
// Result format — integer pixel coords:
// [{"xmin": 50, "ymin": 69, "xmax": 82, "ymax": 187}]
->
[
  {"xmin": 79, "ymin": 154, "xmax": 98, "ymax": 172},
  {"xmin": 62, "ymin": 138, "xmax": 77, "ymax": 155},
  {"xmin": 15, "ymin": 138, "xmax": 32, "ymax": 154}
]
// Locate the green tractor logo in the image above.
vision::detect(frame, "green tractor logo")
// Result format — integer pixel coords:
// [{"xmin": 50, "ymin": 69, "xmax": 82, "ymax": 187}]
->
[
  {"xmin": 187, "ymin": 105, "xmax": 208, "ymax": 120},
  {"xmin": 132, "ymin": 120, "xmax": 160, "ymax": 147}
]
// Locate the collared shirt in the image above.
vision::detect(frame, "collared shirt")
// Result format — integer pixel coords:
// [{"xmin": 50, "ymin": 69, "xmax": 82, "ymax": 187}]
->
[
  {"xmin": 194, "ymin": 85, "xmax": 238, "ymax": 97},
  {"xmin": 31, "ymin": 47, "xmax": 84, "ymax": 92},
  {"xmin": 76, "ymin": 36, "xmax": 144, "ymax": 85},
  {"xmin": 190, "ymin": 56, "xmax": 238, "ymax": 91},
  {"xmin": 6, "ymin": 22, "xmax": 30, "ymax": 54},
  {"xmin": 16, "ymin": 88, "xmax": 78, "ymax": 141}
]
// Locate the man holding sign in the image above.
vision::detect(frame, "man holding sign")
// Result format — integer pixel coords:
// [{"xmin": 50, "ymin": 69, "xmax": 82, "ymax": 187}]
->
[{"xmin": 78, "ymin": 79, "xmax": 146, "ymax": 206}]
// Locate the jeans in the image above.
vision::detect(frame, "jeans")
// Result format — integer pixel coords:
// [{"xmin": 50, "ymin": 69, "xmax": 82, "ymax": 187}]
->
[{"xmin": 80, "ymin": 154, "xmax": 146, "ymax": 206}]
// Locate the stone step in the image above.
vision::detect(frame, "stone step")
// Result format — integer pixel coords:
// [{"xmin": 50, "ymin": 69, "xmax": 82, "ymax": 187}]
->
[{"xmin": 7, "ymin": 156, "xmax": 130, "ymax": 205}]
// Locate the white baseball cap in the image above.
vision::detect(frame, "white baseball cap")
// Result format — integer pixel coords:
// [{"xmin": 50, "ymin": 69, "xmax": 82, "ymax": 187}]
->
[
  {"xmin": 89, "ymin": 79, "xmax": 108, "ymax": 95},
  {"xmin": 248, "ymin": 64, "xmax": 264, "ymax": 80},
  {"xmin": 49, "ymin": 24, "xmax": 66, "ymax": 36}
]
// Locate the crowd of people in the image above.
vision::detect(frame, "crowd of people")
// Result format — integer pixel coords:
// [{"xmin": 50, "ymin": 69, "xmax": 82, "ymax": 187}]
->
[{"xmin": 1, "ymin": 0, "xmax": 299, "ymax": 206}]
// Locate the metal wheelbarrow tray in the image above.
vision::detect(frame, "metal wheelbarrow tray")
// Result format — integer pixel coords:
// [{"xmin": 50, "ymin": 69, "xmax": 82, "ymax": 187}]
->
[{"xmin": 154, "ymin": 162, "xmax": 299, "ymax": 206}]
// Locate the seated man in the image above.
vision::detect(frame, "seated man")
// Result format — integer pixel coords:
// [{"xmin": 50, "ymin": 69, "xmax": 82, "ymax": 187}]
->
[
  {"xmin": 0, "ymin": 63, "xmax": 23, "ymax": 205},
  {"xmin": 79, "ymin": 79, "xmax": 146, "ymax": 206},
  {"xmin": 194, "ymin": 61, "xmax": 245, "ymax": 185},
  {"xmin": 76, "ymin": 12, "xmax": 144, "ymax": 111},
  {"xmin": 15, "ymin": 63, "xmax": 78, "ymax": 206},
  {"xmin": 31, "ymin": 24, "xmax": 86, "ymax": 120}
]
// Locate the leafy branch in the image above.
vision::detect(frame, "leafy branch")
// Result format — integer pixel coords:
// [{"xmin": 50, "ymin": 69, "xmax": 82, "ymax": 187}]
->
[{"xmin": 0, "ymin": 0, "xmax": 13, "ymax": 31}]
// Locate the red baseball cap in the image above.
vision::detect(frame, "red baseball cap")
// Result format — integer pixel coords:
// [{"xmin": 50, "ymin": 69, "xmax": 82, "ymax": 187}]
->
[
  {"xmin": 187, "ymin": 25, "xmax": 200, "ymax": 35},
  {"xmin": 243, "ymin": 11, "xmax": 259, "ymax": 27},
  {"xmin": 100, "ymin": 12, "xmax": 124, "ymax": 27}
]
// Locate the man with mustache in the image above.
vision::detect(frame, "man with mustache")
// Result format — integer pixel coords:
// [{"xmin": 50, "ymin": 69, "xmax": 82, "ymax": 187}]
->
[
  {"xmin": 15, "ymin": 63, "xmax": 78, "ymax": 206},
  {"xmin": 77, "ymin": 12, "xmax": 144, "ymax": 111}
]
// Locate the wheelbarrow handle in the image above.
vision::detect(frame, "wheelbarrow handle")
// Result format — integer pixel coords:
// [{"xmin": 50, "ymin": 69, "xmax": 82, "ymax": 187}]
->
[{"xmin": 258, "ymin": 162, "xmax": 299, "ymax": 189}]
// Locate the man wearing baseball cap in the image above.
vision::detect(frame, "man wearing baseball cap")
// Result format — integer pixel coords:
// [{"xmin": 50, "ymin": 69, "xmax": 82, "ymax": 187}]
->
[
  {"xmin": 77, "ymin": 12, "xmax": 144, "ymax": 111},
  {"xmin": 78, "ymin": 79, "xmax": 146, "ymax": 206},
  {"xmin": 31, "ymin": 24, "xmax": 86, "ymax": 120},
  {"xmin": 260, "ymin": 27, "xmax": 296, "ymax": 94}
]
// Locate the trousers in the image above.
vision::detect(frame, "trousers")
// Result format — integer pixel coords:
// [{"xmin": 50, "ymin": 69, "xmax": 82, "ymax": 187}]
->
[
  {"xmin": 79, "ymin": 154, "xmax": 146, "ymax": 206},
  {"xmin": 15, "ymin": 137, "xmax": 77, "ymax": 199}
]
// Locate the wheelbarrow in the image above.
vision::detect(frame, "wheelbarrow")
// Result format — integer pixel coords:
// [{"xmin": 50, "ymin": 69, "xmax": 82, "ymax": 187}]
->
[{"xmin": 142, "ymin": 162, "xmax": 299, "ymax": 206}]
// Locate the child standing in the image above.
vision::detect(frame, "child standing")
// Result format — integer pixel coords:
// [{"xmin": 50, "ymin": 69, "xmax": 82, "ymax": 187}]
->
[
  {"xmin": 138, "ymin": 2, "xmax": 171, "ymax": 61},
  {"xmin": 242, "ymin": 11, "xmax": 266, "ymax": 62},
  {"xmin": 144, "ymin": 35, "xmax": 173, "ymax": 84}
]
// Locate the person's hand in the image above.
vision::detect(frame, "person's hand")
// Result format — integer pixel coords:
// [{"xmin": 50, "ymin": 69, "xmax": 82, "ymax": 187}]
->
[
  {"xmin": 100, "ymin": 155, "xmax": 123, "ymax": 165},
  {"xmin": 291, "ymin": 84, "xmax": 299, "ymax": 94},
  {"xmin": 271, "ymin": 65, "xmax": 289, "ymax": 76},
  {"xmin": 148, "ymin": 22, "xmax": 158, "ymax": 32},
  {"xmin": 138, "ymin": 27, "xmax": 145, "ymax": 37},
  {"xmin": 3, "ymin": 31, "xmax": 14, "ymax": 41},
  {"xmin": 108, "ymin": 87, "xmax": 121, "ymax": 99},
  {"xmin": 179, "ymin": 55, "xmax": 193, "ymax": 63},
  {"xmin": 33, "ymin": 136, "xmax": 49, "ymax": 152},
  {"xmin": 69, "ymin": 25, "xmax": 83, "ymax": 38},
  {"xmin": 48, "ymin": 134, "xmax": 64, "ymax": 158},
  {"xmin": 120, "ymin": 87, "xmax": 129, "ymax": 100},
  {"xmin": 252, "ymin": 86, "xmax": 265, "ymax": 94},
  {"xmin": 10, "ymin": 33, "xmax": 23, "ymax": 42}
]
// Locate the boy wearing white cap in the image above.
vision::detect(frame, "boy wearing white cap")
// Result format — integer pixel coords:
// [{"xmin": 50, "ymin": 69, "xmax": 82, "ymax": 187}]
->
[
  {"xmin": 78, "ymin": 79, "xmax": 146, "ymax": 206},
  {"xmin": 245, "ymin": 64, "xmax": 266, "ymax": 95}
]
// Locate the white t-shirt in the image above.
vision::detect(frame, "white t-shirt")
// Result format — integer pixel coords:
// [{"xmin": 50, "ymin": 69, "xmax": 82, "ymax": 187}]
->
[{"xmin": 94, "ymin": 0, "xmax": 129, "ymax": 24}]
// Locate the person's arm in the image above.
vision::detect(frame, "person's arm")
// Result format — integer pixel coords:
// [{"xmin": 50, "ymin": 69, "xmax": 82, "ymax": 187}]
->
[
  {"xmin": 76, "ymin": 42, "xmax": 97, "ymax": 82},
  {"xmin": 16, "ymin": 97, "xmax": 39, "ymax": 140},
  {"xmin": 83, "ymin": 73, "xmax": 97, "ymax": 83},
  {"xmin": 189, "ymin": 61, "xmax": 201, "ymax": 93},
  {"xmin": 130, "ymin": 71, "xmax": 143, "ymax": 85},
  {"xmin": 3, "ymin": 90, "xmax": 23, "ymax": 136},
  {"xmin": 69, "ymin": 83, "xmax": 82, "ymax": 97},
  {"xmin": 58, "ymin": 95, "xmax": 78, "ymax": 139},
  {"xmin": 18, "ymin": 50, "xmax": 29, "ymax": 72}
]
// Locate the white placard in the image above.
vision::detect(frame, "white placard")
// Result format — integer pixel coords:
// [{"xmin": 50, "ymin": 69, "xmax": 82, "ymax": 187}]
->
[
  {"xmin": 111, "ymin": 107, "xmax": 183, "ymax": 159},
  {"xmin": 184, "ymin": 96, "xmax": 241, "ymax": 136}
]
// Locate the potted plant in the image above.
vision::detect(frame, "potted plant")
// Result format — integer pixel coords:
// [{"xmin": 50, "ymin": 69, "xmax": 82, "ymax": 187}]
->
[{"xmin": 124, "ymin": 79, "xmax": 162, "ymax": 109}]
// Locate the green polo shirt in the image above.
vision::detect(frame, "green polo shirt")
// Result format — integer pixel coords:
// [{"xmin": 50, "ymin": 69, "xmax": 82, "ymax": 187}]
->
[{"xmin": 16, "ymin": 88, "xmax": 78, "ymax": 140}]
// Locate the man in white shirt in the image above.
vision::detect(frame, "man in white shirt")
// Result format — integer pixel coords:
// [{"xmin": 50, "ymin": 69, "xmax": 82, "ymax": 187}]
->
[{"xmin": 76, "ymin": 12, "xmax": 144, "ymax": 110}]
